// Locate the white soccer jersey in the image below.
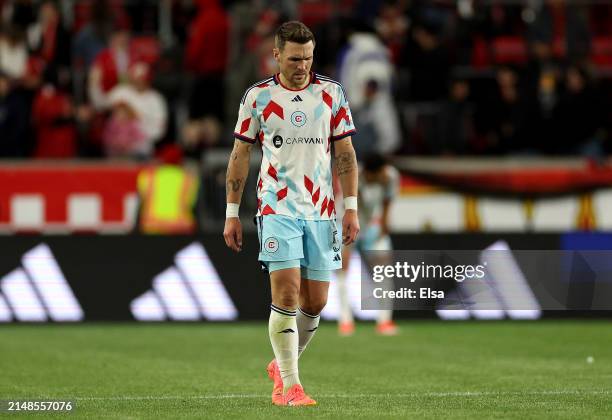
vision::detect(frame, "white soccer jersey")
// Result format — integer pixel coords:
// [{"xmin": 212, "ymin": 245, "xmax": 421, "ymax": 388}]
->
[
  {"xmin": 234, "ymin": 72, "xmax": 356, "ymax": 220},
  {"xmin": 358, "ymin": 166, "xmax": 400, "ymax": 224}
]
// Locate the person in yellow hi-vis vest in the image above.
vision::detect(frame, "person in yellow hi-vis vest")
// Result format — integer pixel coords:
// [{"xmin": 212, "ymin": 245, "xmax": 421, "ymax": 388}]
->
[{"xmin": 137, "ymin": 145, "xmax": 200, "ymax": 234}]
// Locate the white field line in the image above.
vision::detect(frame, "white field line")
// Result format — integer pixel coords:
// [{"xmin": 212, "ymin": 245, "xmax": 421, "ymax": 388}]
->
[{"xmin": 73, "ymin": 390, "xmax": 612, "ymax": 401}]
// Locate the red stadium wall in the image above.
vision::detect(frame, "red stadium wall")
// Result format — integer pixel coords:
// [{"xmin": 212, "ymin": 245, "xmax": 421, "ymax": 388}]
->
[
  {"xmin": 1, "ymin": 162, "xmax": 612, "ymax": 233},
  {"xmin": 0, "ymin": 163, "xmax": 142, "ymax": 233}
]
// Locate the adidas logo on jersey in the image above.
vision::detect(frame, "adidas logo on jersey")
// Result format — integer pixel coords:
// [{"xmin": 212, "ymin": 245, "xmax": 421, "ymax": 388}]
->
[
  {"xmin": 333, "ymin": 254, "xmax": 341, "ymax": 262},
  {"xmin": 291, "ymin": 95, "xmax": 303, "ymax": 102}
]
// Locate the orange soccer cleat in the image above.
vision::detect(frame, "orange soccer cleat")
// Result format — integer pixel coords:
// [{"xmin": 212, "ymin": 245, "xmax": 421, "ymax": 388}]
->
[
  {"xmin": 375, "ymin": 320, "xmax": 399, "ymax": 336},
  {"xmin": 266, "ymin": 359, "xmax": 284, "ymax": 405},
  {"xmin": 338, "ymin": 321, "xmax": 355, "ymax": 336},
  {"xmin": 283, "ymin": 384, "xmax": 317, "ymax": 406}
]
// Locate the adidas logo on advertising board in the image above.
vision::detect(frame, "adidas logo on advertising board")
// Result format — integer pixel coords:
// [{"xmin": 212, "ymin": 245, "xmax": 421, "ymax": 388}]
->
[
  {"xmin": 130, "ymin": 243, "xmax": 238, "ymax": 321},
  {"xmin": 0, "ymin": 244, "xmax": 84, "ymax": 322}
]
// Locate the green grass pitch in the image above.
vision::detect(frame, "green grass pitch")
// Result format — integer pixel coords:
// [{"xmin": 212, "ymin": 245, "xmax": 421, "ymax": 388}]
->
[{"xmin": 1, "ymin": 321, "xmax": 611, "ymax": 419}]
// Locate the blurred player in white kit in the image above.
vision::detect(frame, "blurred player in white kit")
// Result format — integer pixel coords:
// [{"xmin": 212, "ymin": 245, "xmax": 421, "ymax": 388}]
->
[{"xmin": 335, "ymin": 152, "xmax": 399, "ymax": 335}]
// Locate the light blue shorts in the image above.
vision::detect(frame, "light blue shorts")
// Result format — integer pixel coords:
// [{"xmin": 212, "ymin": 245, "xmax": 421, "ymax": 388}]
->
[{"xmin": 256, "ymin": 215, "xmax": 342, "ymax": 281}]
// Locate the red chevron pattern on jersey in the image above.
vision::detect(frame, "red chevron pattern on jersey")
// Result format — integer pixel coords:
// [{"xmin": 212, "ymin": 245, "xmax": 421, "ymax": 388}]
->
[
  {"xmin": 267, "ymin": 164, "xmax": 278, "ymax": 182},
  {"xmin": 312, "ymin": 187, "xmax": 320, "ymax": 205},
  {"xmin": 304, "ymin": 175, "xmax": 313, "ymax": 194},
  {"xmin": 262, "ymin": 101, "xmax": 284, "ymax": 122},
  {"xmin": 239, "ymin": 118, "xmax": 251, "ymax": 134},
  {"xmin": 322, "ymin": 90, "xmax": 332, "ymax": 109},
  {"xmin": 277, "ymin": 186, "xmax": 288, "ymax": 201},
  {"xmin": 320, "ymin": 196, "xmax": 328, "ymax": 216},
  {"xmin": 333, "ymin": 107, "xmax": 349, "ymax": 129},
  {"xmin": 327, "ymin": 199, "xmax": 335, "ymax": 217},
  {"xmin": 262, "ymin": 204, "xmax": 276, "ymax": 215}
]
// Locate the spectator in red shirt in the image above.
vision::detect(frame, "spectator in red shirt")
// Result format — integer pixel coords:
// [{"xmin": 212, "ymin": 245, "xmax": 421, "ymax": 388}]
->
[
  {"xmin": 32, "ymin": 73, "xmax": 77, "ymax": 158},
  {"xmin": 185, "ymin": 0, "xmax": 229, "ymax": 121},
  {"xmin": 88, "ymin": 28, "xmax": 133, "ymax": 110}
]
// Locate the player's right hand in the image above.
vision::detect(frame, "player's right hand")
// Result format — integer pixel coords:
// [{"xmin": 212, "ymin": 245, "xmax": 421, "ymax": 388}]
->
[{"xmin": 223, "ymin": 218, "xmax": 243, "ymax": 252}]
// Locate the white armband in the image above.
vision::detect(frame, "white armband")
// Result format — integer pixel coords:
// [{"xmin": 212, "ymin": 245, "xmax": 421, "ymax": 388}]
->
[
  {"xmin": 344, "ymin": 196, "xmax": 358, "ymax": 211},
  {"xmin": 226, "ymin": 203, "xmax": 240, "ymax": 218}
]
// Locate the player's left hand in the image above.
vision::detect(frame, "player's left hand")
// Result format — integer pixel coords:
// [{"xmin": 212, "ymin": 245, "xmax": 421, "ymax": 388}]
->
[
  {"xmin": 223, "ymin": 218, "xmax": 243, "ymax": 252},
  {"xmin": 342, "ymin": 210, "xmax": 360, "ymax": 245}
]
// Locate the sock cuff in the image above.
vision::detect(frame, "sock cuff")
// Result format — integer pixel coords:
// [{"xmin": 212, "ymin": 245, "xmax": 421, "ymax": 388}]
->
[
  {"xmin": 271, "ymin": 304, "xmax": 296, "ymax": 317},
  {"xmin": 298, "ymin": 307, "xmax": 320, "ymax": 318}
]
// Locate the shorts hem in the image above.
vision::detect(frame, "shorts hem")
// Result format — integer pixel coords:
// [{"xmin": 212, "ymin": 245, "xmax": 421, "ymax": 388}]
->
[
  {"xmin": 266, "ymin": 260, "xmax": 301, "ymax": 272},
  {"xmin": 300, "ymin": 266, "xmax": 336, "ymax": 282}
]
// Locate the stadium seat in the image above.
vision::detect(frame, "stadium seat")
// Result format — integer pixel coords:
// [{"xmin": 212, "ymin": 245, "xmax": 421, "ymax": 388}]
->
[
  {"xmin": 471, "ymin": 36, "xmax": 490, "ymax": 68},
  {"xmin": 591, "ymin": 36, "xmax": 612, "ymax": 68},
  {"xmin": 298, "ymin": 1, "xmax": 334, "ymax": 28},
  {"xmin": 131, "ymin": 36, "xmax": 160, "ymax": 65},
  {"xmin": 491, "ymin": 36, "xmax": 528, "ymax": 65}
]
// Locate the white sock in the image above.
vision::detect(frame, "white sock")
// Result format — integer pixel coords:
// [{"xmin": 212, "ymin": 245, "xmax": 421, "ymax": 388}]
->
[
  {"xmin": 337, "ymin": 271, "xmax": 354, "ymax": 324},
  {"xmin": 378, "ymin": 277, "xmax": 394, "ymax": 324},
  {"xmin": 377, "ymin": 309, "xmax": 393, "ymax": 324},
  {"xmin": 297, "ymin": 307, "xmax": 320, "ymax": 357},
  {"xmin": 269, "ymin": 304, "xmax": 300, "ymax": 391}
]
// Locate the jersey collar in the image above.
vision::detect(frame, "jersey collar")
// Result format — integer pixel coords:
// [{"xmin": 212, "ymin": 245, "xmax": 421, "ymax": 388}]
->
[{"xmin": 274, "ymin": 72, "xmax": 316, "ymax": 91}]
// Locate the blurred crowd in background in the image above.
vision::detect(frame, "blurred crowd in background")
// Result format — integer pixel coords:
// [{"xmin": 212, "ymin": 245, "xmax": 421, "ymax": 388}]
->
[{"xmin": 1, "ymin": 0, "xmax": 611, "ymax": 161}]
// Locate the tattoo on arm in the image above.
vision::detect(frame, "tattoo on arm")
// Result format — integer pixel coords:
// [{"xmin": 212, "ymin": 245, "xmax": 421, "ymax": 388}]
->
[
  {"xmin": 336, "ymin": 151, "xmax": 356, "ymax": 176},
  {"xmin": 231, "ymin": 144, "xmax": 252, "ymax": 161},
  {"xmin": 226, "ymin": 142, "xmax": 252, "ymax": 198},
  {"xmin": 227, "ymin": 178, "xmax": 244, "ymax": 193},
  {"xmin": 230, "ymin": 140, "xmax": 253, "ymax": 162}
]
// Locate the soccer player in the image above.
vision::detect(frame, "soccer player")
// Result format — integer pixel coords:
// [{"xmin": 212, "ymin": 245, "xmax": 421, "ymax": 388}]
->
[
  {"xmin": 335, "ymin": 153, "xmax": 399, "ymax": 336},
  {"xmin": 223, "ymin": 21, "xmax": 360, "ymax": 406}
]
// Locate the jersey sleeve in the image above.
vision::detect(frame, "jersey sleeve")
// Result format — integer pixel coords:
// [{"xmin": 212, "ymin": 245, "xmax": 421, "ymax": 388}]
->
[
  {"xmin": 233, "ymin": 89, "xmax": 260, "ymax": 144},
  {"xmin": 331, "ymin": 84, "xmax": 357, "ymax": 141}
]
